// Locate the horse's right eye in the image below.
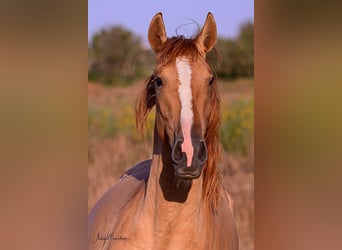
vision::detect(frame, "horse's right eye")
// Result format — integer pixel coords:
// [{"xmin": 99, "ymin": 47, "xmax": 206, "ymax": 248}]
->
[{"xmin": 155, "ymin": 77, "xmax": 163, "ymax": 87}]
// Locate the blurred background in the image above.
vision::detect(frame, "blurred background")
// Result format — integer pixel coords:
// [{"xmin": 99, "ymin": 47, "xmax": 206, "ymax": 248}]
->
[{"xmin": 88, "ymin": 1, "xmax": 254, "ymax": 249}]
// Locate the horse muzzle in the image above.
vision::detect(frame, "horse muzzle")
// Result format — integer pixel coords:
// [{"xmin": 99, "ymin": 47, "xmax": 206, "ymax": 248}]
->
[{"xmin": 171, "ymin": 138, "xmax": 208, "ymax": 179}]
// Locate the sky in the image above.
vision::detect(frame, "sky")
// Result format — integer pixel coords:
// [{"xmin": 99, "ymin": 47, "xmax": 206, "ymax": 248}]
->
[{"xmin": 88, "ymin": 1, "xmax": 254, "ymax": 44}]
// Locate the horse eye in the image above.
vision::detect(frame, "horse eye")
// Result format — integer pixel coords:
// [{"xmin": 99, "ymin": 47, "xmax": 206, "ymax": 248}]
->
[
  {"xmin": 209, "ymin": 76, "xmax": 215, "ymax": 86},
  {"xmin": 154, "ymin": 77, "xmax": 163, "ymax": 87}
]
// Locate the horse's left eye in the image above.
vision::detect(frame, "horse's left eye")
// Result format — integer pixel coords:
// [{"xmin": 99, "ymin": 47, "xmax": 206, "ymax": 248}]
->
[
  {"xmin": 209, "ymin": 76, "xmax": 215, "ymax": 86},
  {"xmin": 154, "ymin": 77, "xmax": 163, "ymax": 87}
]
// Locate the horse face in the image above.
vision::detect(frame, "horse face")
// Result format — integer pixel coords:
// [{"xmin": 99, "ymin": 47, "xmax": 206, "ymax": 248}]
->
[
  {"xmin": 140, "ymin": 12, "xmax": 218, "ymax": 179},
  {"xmin": 154, "ymin": 55, "xmax": 216, "ymax": 178}
]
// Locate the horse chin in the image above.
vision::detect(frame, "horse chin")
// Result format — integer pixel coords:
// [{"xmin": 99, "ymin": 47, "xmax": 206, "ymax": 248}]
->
[
  {"xmin": 173, "ymin": 176, "xmax": 193, "ymax": 190},
  {"xmin": 172, "ymin": 167, "xmax": 201, "ymax": 191}
]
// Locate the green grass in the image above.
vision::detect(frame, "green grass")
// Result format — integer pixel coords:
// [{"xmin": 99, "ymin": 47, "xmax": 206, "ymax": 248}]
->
[
  {"xmin": 220, "ymin": 97, "xmax": 254, "ymax": 154},
  {"xmin": 88, "ymin": 106, "xmax": 154, "ymax": 142}
]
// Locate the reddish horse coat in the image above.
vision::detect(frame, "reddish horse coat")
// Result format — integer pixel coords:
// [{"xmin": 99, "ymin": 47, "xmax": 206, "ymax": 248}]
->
[{"xmin": 88, "ymin": 12, "xmax": 239, "ymax": 250}]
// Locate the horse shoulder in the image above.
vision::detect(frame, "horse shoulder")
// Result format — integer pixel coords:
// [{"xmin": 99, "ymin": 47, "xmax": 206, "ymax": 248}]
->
[{"xmin": 88, "ymin": 160, "xmax": 151, "ymax": 249}]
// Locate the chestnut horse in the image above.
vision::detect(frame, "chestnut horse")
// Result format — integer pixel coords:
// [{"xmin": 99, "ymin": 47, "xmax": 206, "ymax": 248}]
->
[{"xmin": 88, "ymin": 12, "xmax": 239, "ymax": 250}]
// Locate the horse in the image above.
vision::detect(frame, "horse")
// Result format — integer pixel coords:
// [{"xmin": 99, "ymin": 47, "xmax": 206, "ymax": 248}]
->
[{"xmin": 88, "ymin": 12, "xmax": 239, "ymax": 250}]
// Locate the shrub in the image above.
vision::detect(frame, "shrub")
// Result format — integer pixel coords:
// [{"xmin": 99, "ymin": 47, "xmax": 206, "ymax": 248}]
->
[
  {"xmin": 220, "ymin": 97, "xmax": 254, "ymax": 154},
  {"xmin": 88, "ymin": 26, "xmax": 154, "ymax": 85}
]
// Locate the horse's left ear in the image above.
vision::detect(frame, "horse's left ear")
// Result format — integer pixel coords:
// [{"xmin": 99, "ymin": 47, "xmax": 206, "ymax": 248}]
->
[{"xmin": 196, "ymin": 12, "xmax": 217, "ymax": 53}]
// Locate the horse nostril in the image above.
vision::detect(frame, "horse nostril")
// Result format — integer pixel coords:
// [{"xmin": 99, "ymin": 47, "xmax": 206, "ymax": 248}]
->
[
  {"xmin": 198, "ymin": 140, "xmax": 208, "ymax": 163},
  {"xmin": 171, "ymin": 139, "xmax": 183, "ymax": 163}
]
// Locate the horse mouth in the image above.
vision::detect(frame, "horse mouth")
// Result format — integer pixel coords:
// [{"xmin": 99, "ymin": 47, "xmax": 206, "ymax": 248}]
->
[{"xmin": 173, "ymin": 167, "xmax": 202, "ymax": 179}]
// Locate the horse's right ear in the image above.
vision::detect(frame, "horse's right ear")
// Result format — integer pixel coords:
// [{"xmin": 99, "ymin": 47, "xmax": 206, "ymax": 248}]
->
[
  {"xmin": 135, "ymin": 76, "xmax": 156, "ymax": 136},
  {"xmin": 148, "ymin": 12, "xmax": 167, "ymax": 52}
]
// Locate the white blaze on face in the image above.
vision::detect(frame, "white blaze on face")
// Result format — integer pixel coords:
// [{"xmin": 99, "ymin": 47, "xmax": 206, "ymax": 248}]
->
[{"xmin": 176, "ymin": 57, "xmax": 193, "ymax": 167}]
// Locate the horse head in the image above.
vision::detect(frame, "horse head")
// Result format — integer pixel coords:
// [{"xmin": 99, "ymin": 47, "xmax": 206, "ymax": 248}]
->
[{"xmin": 136, "ymin": 13, "xmax": 221, "ymax": 203}]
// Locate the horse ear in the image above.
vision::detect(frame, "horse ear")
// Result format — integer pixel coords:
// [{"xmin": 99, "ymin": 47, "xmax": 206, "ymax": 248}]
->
[
  {"xmin": 196, "ymin": 12, "xmax": 217, "ymax": 53},
  {"xmin": 148, "ymin": 12, "xmax": 167, "ymax": 52}
]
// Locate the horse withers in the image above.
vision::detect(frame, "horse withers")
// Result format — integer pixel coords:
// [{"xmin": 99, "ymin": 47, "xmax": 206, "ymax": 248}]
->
[{"xmin": 88, "ymin": 12, "xmax": 239, "ymax": 250}]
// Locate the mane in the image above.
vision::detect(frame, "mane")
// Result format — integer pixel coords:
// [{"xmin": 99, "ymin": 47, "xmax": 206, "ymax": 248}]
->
[
  {"xmin": 203, "ymin": 76, "xmax": 222, "ymax": 211},
  {"xmin": 155, "ymin": 36, "xmax": 202, "ymax": 65},
  {"xmin": 135, "ymin": 35, "xmax": 222, "ymax": 211}
]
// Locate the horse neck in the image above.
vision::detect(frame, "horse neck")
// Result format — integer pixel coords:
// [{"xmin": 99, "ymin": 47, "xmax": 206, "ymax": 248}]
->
[{"xmin": 143, "ymin": 127, "xmax": 204, "ymax": 222}]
